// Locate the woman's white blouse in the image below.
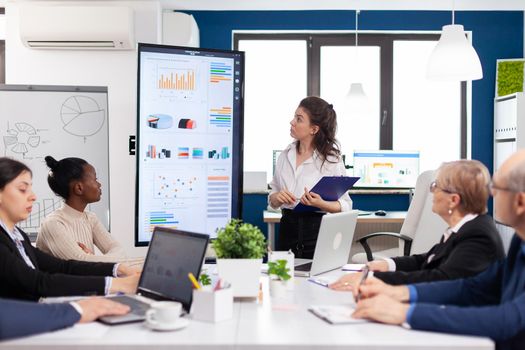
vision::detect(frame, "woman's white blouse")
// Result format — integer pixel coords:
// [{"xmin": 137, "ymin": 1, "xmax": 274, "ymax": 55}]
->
[{"xmin": 269, "ymin": 142, "xmax": 352, "ymax": 211}]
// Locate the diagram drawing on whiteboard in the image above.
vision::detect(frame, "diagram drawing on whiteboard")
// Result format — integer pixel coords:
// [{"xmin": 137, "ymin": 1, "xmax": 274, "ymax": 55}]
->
[
  {"xmin": 3, "ymin": 122, "xmax": 41, "ymax": 157},
  {"xmin": 61, "ymin": 95, "xmax": 106, "ymax": 141}
]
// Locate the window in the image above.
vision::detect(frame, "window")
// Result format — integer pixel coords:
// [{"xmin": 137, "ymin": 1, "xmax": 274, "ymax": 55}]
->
[
  {"xmin": 234, "ymin": 33, "xmax": 467, "ymax": 181},
  {"xmin": 238, "ymin": 38, "xmax": 307, "ymax": 180},
  {"xmin": 0, "ymin": 9, "xmax": 5, "ymax": 84},
  {"xmin": 393, "ymin": 40, "xmax": 463, "ymax": 171},
  {"xmin": 320, "ymin": 45, "xmax": 380, "ymax": 155}
]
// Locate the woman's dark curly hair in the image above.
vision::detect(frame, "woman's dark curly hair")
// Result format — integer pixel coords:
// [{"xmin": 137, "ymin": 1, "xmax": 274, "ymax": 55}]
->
[
  {"xmin": 297, "ymin": 96, "xmax": 341, "ymax": 166},
  {"xmin": 45, "ymin": 156, "xmax": 88, "ymax": 200}
]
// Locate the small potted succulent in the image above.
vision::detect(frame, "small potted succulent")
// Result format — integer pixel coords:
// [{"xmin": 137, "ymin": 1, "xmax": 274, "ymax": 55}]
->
[
  {"xmin": 212, "ymin": 219, "xmax": 266, "ymax": 297},
  {"xmin": 199, "ymin": 273, "xmax": 212, "ymax": 290},
  {"xmin": 267, "ymin": 259, "xmax": 291, "ymax": 298}
]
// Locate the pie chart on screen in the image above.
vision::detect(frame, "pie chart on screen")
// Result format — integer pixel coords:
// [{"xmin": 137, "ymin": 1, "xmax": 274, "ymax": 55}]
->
[{"xmin": 60, "ymin": 96, "xmax": 106, "ymax": 139}]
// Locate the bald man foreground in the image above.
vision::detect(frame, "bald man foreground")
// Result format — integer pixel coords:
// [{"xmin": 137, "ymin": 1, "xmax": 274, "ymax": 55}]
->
[{"xmin": 351, "ymin": 150, "xmax": 525, "ymax": 350}]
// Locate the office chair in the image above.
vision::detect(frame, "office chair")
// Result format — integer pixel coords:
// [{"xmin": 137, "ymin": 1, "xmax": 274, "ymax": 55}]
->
[{"xmin": 352, "ymin": 170, "xmax": 447, "ymax": 263}]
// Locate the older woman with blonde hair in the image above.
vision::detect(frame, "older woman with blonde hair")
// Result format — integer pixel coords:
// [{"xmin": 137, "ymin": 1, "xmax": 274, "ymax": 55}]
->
[{"xmin": 331, "ymin": 159, "xmax": 505, "ymax": 290}]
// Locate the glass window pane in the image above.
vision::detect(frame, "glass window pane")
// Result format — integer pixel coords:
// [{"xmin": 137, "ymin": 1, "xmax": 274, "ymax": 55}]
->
[
  {"xmin": 239, "ymin": 40, "xmax": 307, "ymax": 182},
  {"xmin": 393, "ymin": 41, "xmax": 461, "ymax": 172},
  {"xmin": 320, "ymin": 46, "xmax": 380, "ymax": 162}
]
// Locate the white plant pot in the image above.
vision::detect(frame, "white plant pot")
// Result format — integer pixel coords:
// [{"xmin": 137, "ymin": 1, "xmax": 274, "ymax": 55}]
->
[
  {"xmin": 216, "ymin": 258, "xmax": 262, "ymax": 297},
  {"xmin": 269, "ymin": 279, "xmax": 287, "ymax": 299}
]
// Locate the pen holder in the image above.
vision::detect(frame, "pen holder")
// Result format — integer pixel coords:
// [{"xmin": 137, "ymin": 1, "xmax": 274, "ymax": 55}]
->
[{"xmin": 191, "ymin": 287, "xmax": 233, "ymax": 323}]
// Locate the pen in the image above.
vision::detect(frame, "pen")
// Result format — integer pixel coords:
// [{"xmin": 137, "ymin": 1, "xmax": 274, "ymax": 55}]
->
[
  {"xmin": 355, "ymin": 265, "xmax": 370, "ymax": 303},
  {"xmin": 213, "ymin": 278, "xmax": 222, "ymax": 291},
  {"xmin": 188, "ymin": 272, "xmax": 201, "ymax": 290}
]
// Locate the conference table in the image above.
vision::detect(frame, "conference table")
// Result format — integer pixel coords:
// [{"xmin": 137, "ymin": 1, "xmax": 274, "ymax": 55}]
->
[
  {"xmin": 0, "ymin": 269, "xmax": 493, "ymax": 350},
  {"xmin": 263, "ymin": 210, "xmax": 407, "ymax": 250}
]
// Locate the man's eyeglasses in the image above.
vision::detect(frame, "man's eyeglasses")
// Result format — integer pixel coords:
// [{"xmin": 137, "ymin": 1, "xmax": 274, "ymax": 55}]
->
[
  {"xmin": 489, "ymin": 181, "xmax": 516, "ymax": 194},
  {"xmin": 429, "ymin": 181, "xmax": 454, "ymax": 194}
]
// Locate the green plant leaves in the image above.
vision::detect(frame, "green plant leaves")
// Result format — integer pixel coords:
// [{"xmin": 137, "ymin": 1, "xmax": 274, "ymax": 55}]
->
[
  {"xmin": 267, "ymin": 259, "xmax": 291, "ymax": 281},
  {"xmin": 497, "ymin": 60, "xmax": 524, "ymax": 97},
  {"xmin": 212, "ymin": 218, "xmax": 267, "ymax": 259},
  {"xmin": 199, "ymin": 273, "xmax": 211, "ymax": 286}
]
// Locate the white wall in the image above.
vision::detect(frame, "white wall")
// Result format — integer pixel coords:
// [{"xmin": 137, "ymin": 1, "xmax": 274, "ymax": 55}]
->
[
  {"xmin": 5, "ymin": 0, "xmax": 161, "ymax": 257},
  {"xmin": 0, "ymin": 15, "xmax": 5, "ymax": 40}
]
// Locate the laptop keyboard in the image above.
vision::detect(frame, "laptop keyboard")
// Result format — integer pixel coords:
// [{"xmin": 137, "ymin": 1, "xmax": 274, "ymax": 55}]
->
[
  {"xmin": 295, "ymin": 262, "xmax": 312, "ymax": 271},
  {"xmin": 107, "ymin": 295, "xmax": 150, "ymax": 316}
]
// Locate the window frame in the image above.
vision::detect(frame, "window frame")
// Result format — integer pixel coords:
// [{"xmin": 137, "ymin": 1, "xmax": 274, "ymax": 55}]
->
[
  {"xmin": 0, "ymin": 8, "xmax": 4, "ymax": 84},
  {"xmin": 234, "ymin": 32, "xmax": 467, "ymax": 158}
]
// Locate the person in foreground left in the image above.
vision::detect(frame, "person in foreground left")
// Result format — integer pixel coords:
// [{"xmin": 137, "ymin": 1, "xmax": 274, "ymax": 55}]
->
[
  {"xmin": 0, "ymin": 157, "xmax": 139, "ymax": 301},
  {"xmin": 0, "ymin": 297, "xmax": 129, "ymax": 341},
  {"xmin": 351, "ymin": 150, "xmax": 525, "ymax": 350}
]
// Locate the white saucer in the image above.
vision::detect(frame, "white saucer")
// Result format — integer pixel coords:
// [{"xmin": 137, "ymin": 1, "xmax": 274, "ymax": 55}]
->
[{"xmin": 144, "ymin": 318, "xmax": 189, "ymax": 331}]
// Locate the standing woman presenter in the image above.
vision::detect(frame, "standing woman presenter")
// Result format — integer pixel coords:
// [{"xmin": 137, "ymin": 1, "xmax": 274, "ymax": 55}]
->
[{"xmin": 269, "ymin": 96, "xmax": 352, "ymax": 259}]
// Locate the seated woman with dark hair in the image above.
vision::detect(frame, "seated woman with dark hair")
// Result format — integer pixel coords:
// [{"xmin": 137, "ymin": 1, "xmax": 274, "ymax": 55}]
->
[
  {"xmin": 37, "ymin": 156, "xmax": 142, "ymax": 264},
  {"xmin": 0, "ymin": 157, "xmax": 139, "ymax": 301},
  {"xmin": 330, "ymin": 159, "xmax": 505, "ymax": 290}
]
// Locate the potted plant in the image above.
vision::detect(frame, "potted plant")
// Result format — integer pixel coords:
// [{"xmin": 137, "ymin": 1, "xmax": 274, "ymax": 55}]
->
[
  {"xmin": 212, "ymin": 219, "xmax": 266, "ymax": 297},
  {"xmin": 267, "ymin": 259, "xmax": 291, "ymax": 298},
  {"xmin": 199, "ymin": 273, "xmax": 212, "ymax": 290}
]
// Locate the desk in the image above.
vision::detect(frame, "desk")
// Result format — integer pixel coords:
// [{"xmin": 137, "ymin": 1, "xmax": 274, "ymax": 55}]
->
[
  {"xmin": 0, "ymin": 272, "xmax": 492, "ymax": 350},
  {"xmin": 264, "ymin": 210, "xmax": 407, "ymax": 250}
]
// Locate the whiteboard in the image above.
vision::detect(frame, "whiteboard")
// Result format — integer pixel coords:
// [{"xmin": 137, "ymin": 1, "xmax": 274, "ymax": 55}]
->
[{"xmin": 0, "ymin": 85, "xmax": 110, "ymax": 235}]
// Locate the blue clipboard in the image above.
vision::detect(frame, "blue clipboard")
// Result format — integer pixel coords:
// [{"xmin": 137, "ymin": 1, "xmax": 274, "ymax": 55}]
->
[{"xmin": 293, "ymin": 176, "xmax": 360, "ymax": 213}]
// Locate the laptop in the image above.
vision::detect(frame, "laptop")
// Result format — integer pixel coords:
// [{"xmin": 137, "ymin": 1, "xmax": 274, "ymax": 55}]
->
[
  {"xmin": 294, "ymin": 210, "xmax": 358, "ymax": 277},
  {"xmin": 98, "ymin": 227, "xmax": 209, "ymax": 325}
]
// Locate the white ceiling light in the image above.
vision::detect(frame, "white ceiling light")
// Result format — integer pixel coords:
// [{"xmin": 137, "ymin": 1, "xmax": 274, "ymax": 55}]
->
[
  {"xmin": 347, "ymin": 82, "xmax": 367, "ymax": 103},
  {"xmin": 346, "ymin": 10, "xmax": 368, "ymax": 102},
  {"xmin": 426, "ymin": 3, "xmax": 483, "ymax": 81}
]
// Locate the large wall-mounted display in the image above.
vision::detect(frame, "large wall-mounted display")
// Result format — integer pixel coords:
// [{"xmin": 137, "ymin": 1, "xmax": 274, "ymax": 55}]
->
[{"xmin": 135, "ymin": 43, "xmax": 244, "ymax": 246}]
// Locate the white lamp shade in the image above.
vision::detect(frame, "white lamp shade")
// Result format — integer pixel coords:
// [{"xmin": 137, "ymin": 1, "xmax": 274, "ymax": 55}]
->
[
  {"xmin": 426, "ymin": 24, "xmax": 483, "ymax": 81},
  {"xmin": 346, "ymin": 83, "xmax": 369, "ymax": 117},
  {"xmin": 347, "ymin": 82, "xmax": 367, "ymax": 101}
]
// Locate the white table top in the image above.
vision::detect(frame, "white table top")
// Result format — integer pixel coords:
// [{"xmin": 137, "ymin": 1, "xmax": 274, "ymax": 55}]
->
[
  {"xmin": 1, "ymin": 271, "xmax": 493, "ymax": 350},
  {"xmin": 264, "ymin": 210, "xmax": 407, "ymax": 223}
]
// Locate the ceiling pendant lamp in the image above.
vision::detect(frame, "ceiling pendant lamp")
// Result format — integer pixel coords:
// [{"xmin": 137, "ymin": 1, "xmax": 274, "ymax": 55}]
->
[
  {"xmin": 347, "ymin": 82, "xmax": 367, "ymax": 103},
  {"xmin": 346, "ymin": 10, "xmax": 368, "ymax": 102},
  {"xmin": 426, "ymin": 4, "xmax": 483, "ymax": 81}
]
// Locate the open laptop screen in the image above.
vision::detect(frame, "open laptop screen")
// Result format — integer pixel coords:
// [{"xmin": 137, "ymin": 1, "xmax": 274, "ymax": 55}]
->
[{"xmin": 138, "ymin": 227, "xmax": 209, "ymax": 311}]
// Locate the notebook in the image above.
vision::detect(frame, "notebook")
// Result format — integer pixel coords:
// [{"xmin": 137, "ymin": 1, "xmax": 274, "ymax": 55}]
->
[
  {"xmin": 98, "ymin": 227, "xmax": 209, "ymax": 325},
  {"xmin": 294, "ymin": 210, "xmax": 358, "ymax": 277},
  {"xmin": 309, "ymin": 304, "xmax": 367, "ymax": 324}
]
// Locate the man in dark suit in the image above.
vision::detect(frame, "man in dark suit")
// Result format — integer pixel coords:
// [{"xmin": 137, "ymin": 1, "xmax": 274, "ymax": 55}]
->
[
  {"xmin": 0, "ymin": 297, "xmax": 129, "ymax": 340},
  {"xmin": 352, "ymin": 150, "xmax": 525, "ymax": 350}
]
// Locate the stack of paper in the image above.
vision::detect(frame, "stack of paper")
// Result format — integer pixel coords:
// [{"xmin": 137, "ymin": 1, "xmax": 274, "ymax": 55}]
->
[{"xmin": 309, "ymin": 304, "xmax": 367, "ymax": 324}]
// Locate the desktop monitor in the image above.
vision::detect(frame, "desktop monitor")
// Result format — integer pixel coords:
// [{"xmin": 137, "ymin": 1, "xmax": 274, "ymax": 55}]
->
[
  {"xmin": 135, "ymin": 43, "xmax": 244, "ymax": 246},
  {"xmin": 352, "ymin": 150, "xmax": 419, "ymax": 188}
]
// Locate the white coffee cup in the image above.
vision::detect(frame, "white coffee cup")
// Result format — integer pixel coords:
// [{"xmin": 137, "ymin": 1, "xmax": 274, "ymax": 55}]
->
[{"xmin": 146, "ymin": 301, "xmax": 182, "ymax": 327}]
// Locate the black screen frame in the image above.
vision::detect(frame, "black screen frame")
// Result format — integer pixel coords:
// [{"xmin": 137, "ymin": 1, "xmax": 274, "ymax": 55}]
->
[
  {"xmin": 137, "ymin": 227, "xmax": 209, "ymax": 312},
  {"xmin": 134, "ymin": 43, "xmax": 244, "ymax": 247}
]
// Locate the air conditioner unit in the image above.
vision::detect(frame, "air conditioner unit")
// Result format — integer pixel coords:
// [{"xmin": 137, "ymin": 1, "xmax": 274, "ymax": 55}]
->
[
  {"xmin": 19, "ymin": 5, "xmax": 135, "ymax": 50},
  {"xmin": 162, "ymin": 12, "xmax": 200, "ymax": 48}
]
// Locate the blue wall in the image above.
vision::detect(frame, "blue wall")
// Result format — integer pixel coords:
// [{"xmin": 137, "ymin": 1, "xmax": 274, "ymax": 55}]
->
[{"xmin": 186, "ymin": 10, "xmax": 524, "ymax": 233}]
